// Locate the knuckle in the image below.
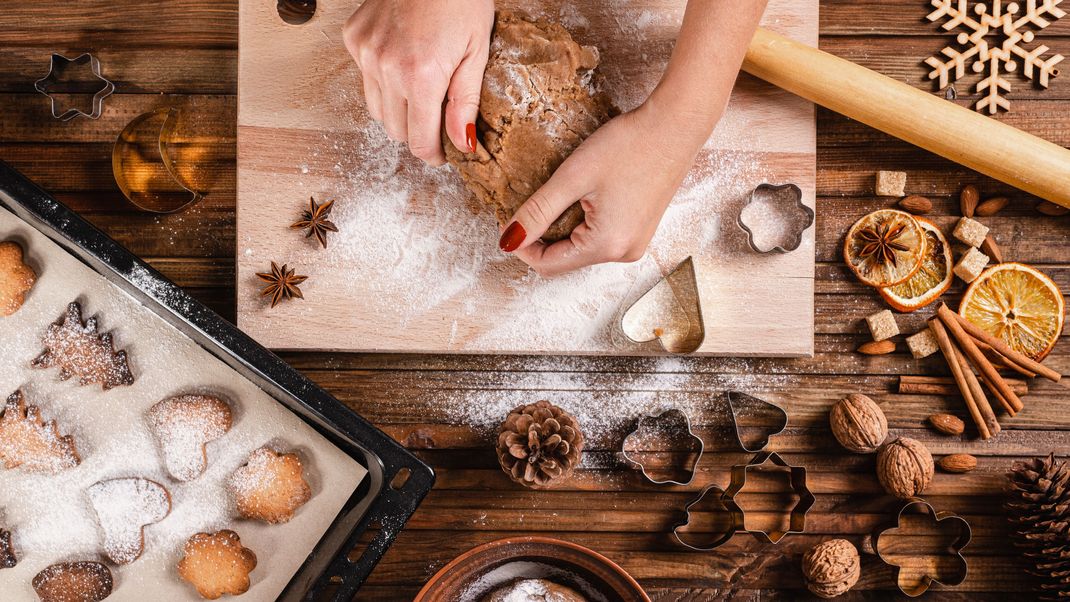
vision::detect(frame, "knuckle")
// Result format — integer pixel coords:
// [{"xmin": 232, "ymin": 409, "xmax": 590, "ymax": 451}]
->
[
  {"xmin": 409, "ymin": 142, "xmax": 440, "ymax": 160},
  {"xmin": 523, "ymin": 193, "xmax": 555, "ymax": 227}
]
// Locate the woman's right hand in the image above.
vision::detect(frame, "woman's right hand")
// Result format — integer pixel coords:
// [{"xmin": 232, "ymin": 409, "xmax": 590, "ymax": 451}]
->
[{"xmin": 343, "ymin": 0, "xmax": 495, "ymax": 166}]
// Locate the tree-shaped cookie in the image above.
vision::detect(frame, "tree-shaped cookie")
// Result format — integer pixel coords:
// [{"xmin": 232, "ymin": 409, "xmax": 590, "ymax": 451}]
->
[
  {"xmin": 32, "ymin": 302, "xmax": 134, "ymax": 390},
  {"xmin": 178, "ymin": 530, "xmax": 257, "ymax": 599},
  {"xmin": 0, "ymin": 527, "xmax": 15, "ymax": 568},
  {"xmin": 86, "ymin": 477, "xmax": 172, "ymax": 564},
  {"xmin": 0, "ymin": 390, "xmax": 80, "ymax": 473},
  {"xmin": 228, "ymin": 447, "xmax": 312, "ymax": 524},
  {"xmin": 147, "ymin": 394, "xmax": 233, "ymax": 482}
]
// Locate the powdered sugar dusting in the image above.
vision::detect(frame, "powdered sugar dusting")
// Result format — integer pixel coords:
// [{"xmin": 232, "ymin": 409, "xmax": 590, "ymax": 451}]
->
[{"xmin": 86, "ymin": 477, "xmax": 171, "ymax": 564}]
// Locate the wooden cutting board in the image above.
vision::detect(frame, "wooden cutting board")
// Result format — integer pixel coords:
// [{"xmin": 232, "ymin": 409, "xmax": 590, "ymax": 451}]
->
[{"xmin": 236, "ymin": 0, "xmax": 817, "ymax": 356}]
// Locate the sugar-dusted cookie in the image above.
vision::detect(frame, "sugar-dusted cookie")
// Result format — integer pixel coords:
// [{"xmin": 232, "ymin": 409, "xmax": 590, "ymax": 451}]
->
[
  {"xmin": 0, "ymin": 527, "xmax": 15, "ymax": 568},
  {"xmin": 32, "ymin": 561, "xmax": 113, "ymax": 602},
  {"xmin": 32, "ymin": 302, "xmax": 134, "ymax": 390},
  {"xmin": 178, "ymin": 530, "xmax": 257, "ymax": 599},
  {"xmin": 0, "ymin": 240, "xmax": 36, "ymax": 317},
  {"xmin": 0, "ymin": 390, "xmax": 80, "ymax": 474},
  {"xmin": 228, "ymin": 447, "xmax": 312, "ymax": 524},
  {"xmin": 147, "ymin": 394, "xmax": 233, "ymax": 482},
  {"xmin": 86, "ymin": 477, "xmax": 171, "ymax": 565}
]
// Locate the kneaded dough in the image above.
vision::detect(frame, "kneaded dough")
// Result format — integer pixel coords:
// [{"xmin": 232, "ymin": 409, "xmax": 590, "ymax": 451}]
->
[
  {"xmin": 482, "ymin": 578, "xmax": 588, "ymax": 602},
  {"xmin": 445, "ymin": 11, "xmax": 615, "ymax": 242}
]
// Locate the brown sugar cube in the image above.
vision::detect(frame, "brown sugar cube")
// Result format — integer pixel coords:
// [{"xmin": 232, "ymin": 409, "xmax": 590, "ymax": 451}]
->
[
  {"xmin": 875, "ymin": 171, "xmax": 907, "ymax": 197},
  {"xmin": 866, "ymin": 309, "xmax": 900, "ymax": 342},
  {"xmin": 953, "ymin": 247, "xmax": 990, "ymax": 283},
  {"xmin": 906, "ymin": 328, "xmax": 940, "ymax": 359},
  {"xmin": 952, "ymin": 217, "xmax": 989, "ymax": 247}
]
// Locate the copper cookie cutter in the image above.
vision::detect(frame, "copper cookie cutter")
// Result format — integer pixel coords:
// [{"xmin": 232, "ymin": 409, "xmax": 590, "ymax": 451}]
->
[
  {"xmin": 620, "ymin": 257, "xmax": 705, "ymax": 354},
  {"xmin": 34, "ymin": 53, "xmax": 115, "ymax": 121},
  {"xmin": 873, "ymin": 497, "xmax": 971, "ymax": 597},
  {"xmin": 737, "ymin": 183, "xmax": 814, "ymax": 254}
]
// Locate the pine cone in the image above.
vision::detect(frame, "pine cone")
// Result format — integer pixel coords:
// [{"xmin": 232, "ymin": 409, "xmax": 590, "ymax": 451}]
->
[
  {"xmin": 1007, "ymin": 453, "xmax": 1070, "ymax": 600},
  {"xmin": 496, "ymin": 400, "xmax": 584, "ymax": 489}
]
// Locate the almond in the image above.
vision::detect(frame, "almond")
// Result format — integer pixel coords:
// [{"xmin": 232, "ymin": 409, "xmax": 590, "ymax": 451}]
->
[
  {"xmin": 928, "ymin": 413, "xmax": 965, "ymax": 436},
  {"xmin": 898, "ymin": 195, "xmax": 933, "ymax": 215},
  {"xmin": 938, "ymin": 453, "xmax": 977, "ymax": 473},
  {"xmin": 980, "ymin": 235, "xmax": 1003, "ymax": 264},
  {"xmin": 975, "ymin": 196, "xmax": 1009, "ymax": 217},
  {"xmin": 960, "ymin": 184, "xmax": 980, "ymax": 217},
  {"xmin": 1037, "ymin": 201, "xmax": 1069, "ymax": 216},
  {"xmin": 857, "ymin": 340, "xmax": 896, "ymax": 355}
]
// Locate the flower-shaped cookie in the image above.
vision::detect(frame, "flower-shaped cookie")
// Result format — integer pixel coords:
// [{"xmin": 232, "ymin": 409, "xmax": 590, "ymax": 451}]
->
[
  {"xmin": 228, "ymin": 447, "xmax": 312, "ymax": 524},
  {"xmin": 0, "ymin": 241, "xmax": 36, "ymax": 317},
  {"xmin": 875, "ymin": 498, "xmax": 970, "ymax": 596},
  {"xmin": 178, "ymin": 530, "xmax": 257, "ymax": 599}
]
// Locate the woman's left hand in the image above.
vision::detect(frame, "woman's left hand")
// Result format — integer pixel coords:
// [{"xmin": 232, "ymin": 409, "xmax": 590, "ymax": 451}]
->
[{"xmin": 499, "ymin": 100, "xmax": 712, "ymax": 276}]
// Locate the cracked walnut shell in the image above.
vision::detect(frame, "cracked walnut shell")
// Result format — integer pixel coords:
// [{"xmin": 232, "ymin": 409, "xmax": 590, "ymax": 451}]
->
[
  {"xmin": 829, "ymin": 393, "xmax": 888, "ymax": 453},
  {"xmin": 877, "ymin": 437, "xmax": 934, "ymax": 499},
  {"xmin": 802, "ymin": 538, "xmax": 860, "ymax": 598}
]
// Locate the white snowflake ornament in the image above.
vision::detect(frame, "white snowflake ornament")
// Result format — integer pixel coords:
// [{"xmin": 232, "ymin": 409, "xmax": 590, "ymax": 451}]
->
[{"xmin": 926, "ymin": 0, "xmax": 1066, "ymax": 113}]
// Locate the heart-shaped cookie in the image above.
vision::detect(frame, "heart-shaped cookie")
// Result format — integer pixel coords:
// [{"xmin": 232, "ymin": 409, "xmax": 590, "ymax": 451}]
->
[
  {"xmin": 87, "ymin": 477, "xmax": 171, "ymax": 564},
  {"xmin": 32, "ymin": 561, "xmax": 113, "ymax": 602},
  {"xmin": 147, "ymin": 394, "xmax": 232, "ymax": 482}
]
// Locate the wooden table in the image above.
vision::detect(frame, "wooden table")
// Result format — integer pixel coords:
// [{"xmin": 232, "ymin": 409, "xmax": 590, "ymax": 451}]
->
[{"xmin": 2, "ymin": 1, "xmax": 1068, "ymax": 599}]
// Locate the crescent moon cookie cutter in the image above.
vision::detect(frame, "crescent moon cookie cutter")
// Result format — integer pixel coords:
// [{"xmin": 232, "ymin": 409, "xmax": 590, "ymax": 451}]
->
[
  {"xmin": 737, "ymin": 182, "xmax": 814, "ymax": 254},
  {"xmin": 621, "ymin": 409, "xmax": 704, "ymax": 486},
  {"xmin": 873, "ymin": 497, "xmax": 971, "ymax": 597},
  {"xmin": 34, "ymin": 53, "xmax": 115, "ymax": 121},
  {"xmin": 112, "ymin": 107, "xmax": 206, "ymax": 214}
]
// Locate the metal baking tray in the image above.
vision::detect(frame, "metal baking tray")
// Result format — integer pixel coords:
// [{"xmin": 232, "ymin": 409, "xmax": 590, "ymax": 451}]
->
[{"xmin": 0, "ymin": 160, "xmax": 434, "ymax": 600}]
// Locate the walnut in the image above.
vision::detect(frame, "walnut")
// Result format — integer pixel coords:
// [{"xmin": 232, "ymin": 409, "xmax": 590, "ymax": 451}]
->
[
  {"xmin": 802, "ymin": 538, "xmax": 860, "ymax": 598},
  {"xmin": 829, "ymin": 393, "xmax": 888, "ymax": 453},
  {"xmin": 877, "ymin": 437, "xmax": 934, "ymax": 498}
]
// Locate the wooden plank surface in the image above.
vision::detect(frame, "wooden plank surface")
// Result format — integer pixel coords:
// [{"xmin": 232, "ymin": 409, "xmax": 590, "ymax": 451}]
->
[
  {"xmin": 2, "ymin": 0, "xmax": 1069, "ymax": 599},
  {"xmin": 233, "ymin": 0, "xmax": 818, "ymax": 356}
]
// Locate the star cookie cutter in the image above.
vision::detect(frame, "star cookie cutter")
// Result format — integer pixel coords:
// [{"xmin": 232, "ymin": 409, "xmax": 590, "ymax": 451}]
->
[
  {"xmin": 737, "ymin": 183, "xmax": 814, "ymax": 254},
  {"xmin": 34, "ymin": 53, "xmax": 115, "ymax": 121},
  {"xmin": 726, "ymin": 391, "xmax": 788, "ymax": 453},
  {"xmin": 622, "ymin": 409, "xmax": 704, "ymax": 486},
  {"xmin": 620, "ymin": 257, "xmax": 705, "ymax": 354},
  {"xmin": 112, "ymin": 107, "xmax": 205, "ymax": 213},
  {"xmin": 672, "ymin": 451, "xmax": 815, "ymax": 550},
  {"xmin": 874, "ymin": 497, "xmax": 971, "ymax": 597}
]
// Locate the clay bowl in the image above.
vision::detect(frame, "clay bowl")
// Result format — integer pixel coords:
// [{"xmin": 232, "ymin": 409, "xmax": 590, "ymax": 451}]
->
[{"xmin": 413, "ymin": 536, "xmax": 649, "ymax": 602}]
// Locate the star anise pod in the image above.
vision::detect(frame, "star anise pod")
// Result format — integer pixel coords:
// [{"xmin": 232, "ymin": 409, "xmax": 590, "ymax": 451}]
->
[
  {"xmin": 857, "ymin": 221, "xmax": 911, "ymax": 268},
  {"xmin": 290, "ymin": 197, "xmax": 338, "ymax": 249},
  {"xmin": 256, "ymin": 262, "xmax": 307, "ymax": 308}
]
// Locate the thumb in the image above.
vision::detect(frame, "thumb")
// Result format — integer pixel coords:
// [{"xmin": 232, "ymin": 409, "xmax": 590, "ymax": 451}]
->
[
  {"xmin": 499, "ymin": 163, "xmax": 588, "ymax": 253},
  {"xmin": 445, "ymin": 49, "xmax": 487, "ymax": 153}
]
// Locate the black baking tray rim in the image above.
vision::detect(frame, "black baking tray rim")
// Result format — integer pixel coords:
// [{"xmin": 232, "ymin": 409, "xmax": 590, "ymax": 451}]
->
[{"xmin": 0, "ymin": 160, "xmax": 434, "ymax": 601}]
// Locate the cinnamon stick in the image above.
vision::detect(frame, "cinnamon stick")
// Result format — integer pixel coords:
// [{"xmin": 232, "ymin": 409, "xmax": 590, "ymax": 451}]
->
[
  {"xmin": 972, "ymin": 337, "xmax": 1037, "ymax": 379},
  {"xmin": 899, "ymin": 376, "xmax": 1028, "ymax": 396},
  {"xmin": 952, "ymin": 339, "xmax": 1001, "ymax": 437},
  {"xmin": 952, "ymin": 311, "xmax": 1061, "ymax": 382},
  {"xmin": 928, "ymin": 319, "xmax": 992, "ymax": 440},
  {"xmin": 937, "ymin": 305, "xmax": 1025, "ymax": 414}
]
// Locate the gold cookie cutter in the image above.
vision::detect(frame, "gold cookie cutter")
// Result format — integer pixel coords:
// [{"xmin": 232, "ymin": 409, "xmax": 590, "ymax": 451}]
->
[{"xmin": 112, "ymin": 107, "xmax": 206, "ymax": 213}]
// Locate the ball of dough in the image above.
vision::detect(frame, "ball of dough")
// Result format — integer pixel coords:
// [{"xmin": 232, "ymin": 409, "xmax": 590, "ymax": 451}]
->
[{"xmin": 482, "ymin": 578, "xmax": 587, "ymax": 602}]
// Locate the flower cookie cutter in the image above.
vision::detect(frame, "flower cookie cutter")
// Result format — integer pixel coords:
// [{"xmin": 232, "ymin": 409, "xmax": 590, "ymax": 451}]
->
[
  {"xmin": 737, "ymin": 182, "xmax": 814, "ymax": 254},
  {"xmin": 620, "ymin": 257, "xmax": 705, "ymax": 354},
  {"xmin": 621, "ymin": 409, "xmax": 703, "ymax": 486},
  {"xmin": 873, "ymin": 497, "xmax": 971, "ymax": 597},
  {"xmin": 34, "ymin": 53, "xmax": 115, "ymax": 121}
]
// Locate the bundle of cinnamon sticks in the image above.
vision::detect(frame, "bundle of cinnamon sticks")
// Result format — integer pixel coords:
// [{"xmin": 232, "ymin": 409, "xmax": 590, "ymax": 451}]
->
[{"xmin": 910, "ymin": 304, "xmax": 1062, "ymax": 439}]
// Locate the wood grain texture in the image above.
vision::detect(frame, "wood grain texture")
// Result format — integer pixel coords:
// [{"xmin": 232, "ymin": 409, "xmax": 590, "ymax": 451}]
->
[
  {"xmin": 2, "ymin": 0, "xmax": 1070, "ymax": 599},
  {"xmin": 234, "ymin": 0, "xmax": 819, "ymax": 356}
]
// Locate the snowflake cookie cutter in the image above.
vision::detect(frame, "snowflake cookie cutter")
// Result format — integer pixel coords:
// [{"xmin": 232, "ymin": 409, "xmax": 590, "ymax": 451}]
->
[
  {"xmin": 620, "ymin": 256, "xmax": 705, "ymax": 354},
  {"xmin": 873, "ymin": 497, "xmax": 971, "ymax": 597},
  {"xmin": 726, "ymin": 391, "xmax": 788, "ymax": 453},
  {"xmin": 34, "ymin": 53, "xmax": 115, "ymax": 121},
  {"xmin": 621, "ymin": 409, "xmax": 704, "ymax": 486},
  {"xmin": 737, "ymin": 183, "xmax": 814, "ymax": 254}
]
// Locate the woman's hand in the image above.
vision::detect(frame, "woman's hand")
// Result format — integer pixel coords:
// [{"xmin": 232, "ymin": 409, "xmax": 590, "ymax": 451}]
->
[
  {"xmin": 343, "ymin": 0, "xmax": 494, "ymax": 166},
  {"xmin": 500, "ymin": 101, "xmax": 712, "ymax": 276}
]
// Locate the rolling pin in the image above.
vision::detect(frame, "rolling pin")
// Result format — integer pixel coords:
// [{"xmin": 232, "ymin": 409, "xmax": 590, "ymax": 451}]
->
[{"xmin": 742, "ymin": 27, "xmax": 1070, "ymax": 208}]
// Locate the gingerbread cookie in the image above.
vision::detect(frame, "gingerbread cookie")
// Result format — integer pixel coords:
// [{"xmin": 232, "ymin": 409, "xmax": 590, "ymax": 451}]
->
[
  {"xmin": 228, "ymin": 447, "xmax": 312, "ymax": 524},
  {"xmin": 87, "ymin": 477, "xmax": 171, "ymax": 565},
  {"xmin": 0, "ymin": 390, "xmax": 80, "ymax": 474},
  {"xmin": 178, "ymin": 530, "xmax": 257, "ymax": 599},
  {"xmin": 32, "ymin": 302, "xmax": 134, "ymax": 390},
  {"xmin": 147, "ymin": 394, "xmax": 233, "ymax": 482},
  {"xmin": 0, "ymin": 240, "xmax": 36, "ymax": 317},
  {"xmin": 32, "ymin": 561, "xmax": 113, "ymax": 602},
  {"xmin": 0, "ymin": 527, "xmax": 15, "ymax": 568}
]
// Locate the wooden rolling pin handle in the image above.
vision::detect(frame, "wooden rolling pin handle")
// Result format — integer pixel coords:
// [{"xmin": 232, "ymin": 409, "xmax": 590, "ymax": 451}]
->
[{"xmin": 743, "ymin": 28, "xmax": 1070, "ymax": 208}]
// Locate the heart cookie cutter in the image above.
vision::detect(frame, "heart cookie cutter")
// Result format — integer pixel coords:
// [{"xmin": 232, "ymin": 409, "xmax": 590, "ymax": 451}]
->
[
  {"xmin": 874, "ymin": 497, "xmax": 971, "ymax": 597},
  {"xmin": 620, "ymin": 257, "xmax": 705, "ymax": 354},
  {"xmin": 621, "ymin": 409, "xmax": 704, "ymax": 486},
  {"xmin": 737, "ymin": 182, "xmax": 814, "ymax": 254},
  {"xmin": 34, "ymin": 53, "xmax": 115, "ymax": 121}
]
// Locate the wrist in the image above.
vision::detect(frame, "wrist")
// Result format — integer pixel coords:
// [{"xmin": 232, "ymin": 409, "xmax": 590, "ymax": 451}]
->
[{"xmin": 640, "ymin": 85, "xmax": 725, "ymax": 149}]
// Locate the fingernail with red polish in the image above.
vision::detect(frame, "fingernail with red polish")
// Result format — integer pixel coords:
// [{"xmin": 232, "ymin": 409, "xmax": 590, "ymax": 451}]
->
[
  {"xmin": 466, "ymin": 123, "xmax": 477, "ymax": 152},
  {"xmin": 499, "ymin": 221, "xmax": 526, "ymax": 252}
]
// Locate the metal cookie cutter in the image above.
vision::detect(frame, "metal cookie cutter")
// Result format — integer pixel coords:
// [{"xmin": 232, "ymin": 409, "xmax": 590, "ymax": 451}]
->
[
  {"xmin": 737, "ymin": 183, "xmax": 814, "ymax": 254},
  {"xmin": 622, "ymin": 409, "xmax": 704, "ymax": 486},
  {"xmin": 112, "ymin": 107, "xmax": 205, "ymax": 213},
  {"xmin": 672, "ymin": 485, "xmax": 745, "ymax": 551},
  {"xmin": 34, "ymin": 53, "xmax": 115, "ymax": 121},
  {"xmin": 726, "ymin": 391, "xmax": 788, "ymax": 453},
  {"xmin": 874, "ymin": 498, "xmax": 971, "ymax": 597},
  {"xmin": 620, "ymin": 257, "xmax": 705, "ymax": 354}
]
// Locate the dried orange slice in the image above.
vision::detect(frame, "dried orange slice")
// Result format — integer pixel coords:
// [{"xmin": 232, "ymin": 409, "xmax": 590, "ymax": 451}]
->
[
  {"xmin": 879, "ymin": 218, "xmax": 952, "ymax": 312},
  {"xmin": 959, "ymin": 262, "xmax": 1064, "ymax": 361},
  {"xmin": 844, "ymin": 209, "xmax": 925, "ymax": 288}
]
